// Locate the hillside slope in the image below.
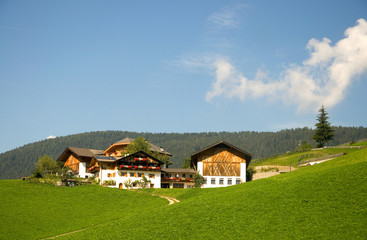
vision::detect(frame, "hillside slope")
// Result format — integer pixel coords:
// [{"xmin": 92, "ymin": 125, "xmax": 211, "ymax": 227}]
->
[
  {"xmin": 0, "ymin": 147, "xmax": 366, "ymax": 239},
  {"xmin": 1, "ymin": 126, "xmax": 367, "ymax": 179}
]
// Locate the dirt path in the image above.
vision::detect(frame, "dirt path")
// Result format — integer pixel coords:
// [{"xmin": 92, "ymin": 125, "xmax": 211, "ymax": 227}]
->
[
  {"xmin": 42, "ymin": 190, "xmax": 179, "ymax": 239},
  {"xmin": 150, "ymin": 193, "xmax": 180, "ymax": 205}
]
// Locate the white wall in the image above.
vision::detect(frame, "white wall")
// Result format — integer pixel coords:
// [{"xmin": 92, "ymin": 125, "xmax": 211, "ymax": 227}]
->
[
  {"xmin": 197, "ymin": 161, "xmax": 247, "ymax": 188},
  {"xmin": 100, "ymin": 169, "xmax": 161, "ymax": 189},
  {"xmin": 78, "ymin": 162, "xmax": 94, "ymax": 178}
]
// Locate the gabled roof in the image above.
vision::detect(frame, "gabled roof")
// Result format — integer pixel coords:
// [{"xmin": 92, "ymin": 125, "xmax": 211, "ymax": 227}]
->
[
  {"xmin": 103, "ymin": 137, "xmax": 171, "ymax": 156},
  {"xmin": 57, "ymin": 147, "xmax": 104, "ymax": 162},
  {"xmin": 191, "ymin": 141, "xmax": 252, "ymax": 164},
  {"xmin": 116, "ymin": 151, "xmax": 164, "ymax": 165},
  {"xmin": 115, "ymin": 137, "xmax": 135, "ymax": 144}
]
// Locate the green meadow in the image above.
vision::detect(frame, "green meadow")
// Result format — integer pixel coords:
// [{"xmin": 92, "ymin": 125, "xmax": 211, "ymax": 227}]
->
[
  {"xmin": 1, "ymin": 148, "xmax": 366, "ymax": 239},
  {"xmin": 250, "ymin": 147, "xmax": 361, "ymax": 167}
]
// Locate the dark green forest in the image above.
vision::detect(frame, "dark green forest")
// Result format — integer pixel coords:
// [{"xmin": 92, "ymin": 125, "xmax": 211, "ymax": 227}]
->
[{"xmin": 1, "ymin": 126, "xmax": 367, "ymax": 179}]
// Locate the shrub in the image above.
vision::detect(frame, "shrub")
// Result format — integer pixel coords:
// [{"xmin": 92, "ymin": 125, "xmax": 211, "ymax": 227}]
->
[
  {"xmin": 246, "ymin": 167, "xmax": 256, "ymax": 181},
  {"xmin": 194, "ymin": 173, "xmax": 204, "ymax": 188}
]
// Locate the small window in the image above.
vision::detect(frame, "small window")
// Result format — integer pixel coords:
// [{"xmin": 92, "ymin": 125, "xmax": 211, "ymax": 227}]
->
[
  {"xmin": 228, "ymin": 179, "xmax": 232, "ymax": 185},
  {"xmin": 204, "ymin": 178, "xmax": 207, "ymax": 184},
  {"xmin": 130, "ymin": 172, "xmax": 134, "ymax": 177},
  {"xmin": 190, "ymin": 175, "xmax": 193, "ymax": 178},
  {"xmin": 107, "ymin": 173, "xmax": 111, "ymax": 177},
  {"xmin": 173, "ymin": 183, "xmax": 184, "ymax": 188},
  {"xmin": 187, "ymin": 185, "xmax": 192, "ymax": 188},
  {"xmin": 149, "ymin": 174, "xmax": 155, "ymax": 179},
  {"xmin": 138, "ymin": 173, "xmax": 142, "ymax": 178},
  {"xmin": 211, "ymin": 178, "xmax": 216, "ymax": 185},
  {"xmin": 182, "ymin": 174, "xmax": 186, "ymax": 178},
  {"xmin": 236, "ymin": 178, "xmax": 241, "ymax": 184},
  {"xmin": 219, "ymin": 178, "xmax": 224, "ymax": 185},
  {"xmin": 113, "ymin": 173, "xmax": 116, "ymax": 177}
]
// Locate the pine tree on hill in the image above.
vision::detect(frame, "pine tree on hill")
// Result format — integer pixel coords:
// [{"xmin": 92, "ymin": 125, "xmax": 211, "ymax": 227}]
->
[{"xmin": 312, "ymin": 105, "xmax": 335, "ymax": 148}]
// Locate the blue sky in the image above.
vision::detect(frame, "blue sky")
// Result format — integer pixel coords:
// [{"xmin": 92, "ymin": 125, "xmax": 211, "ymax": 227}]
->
[{"xmin": 0, "ymin": 0, "xmax": 366, "ymax": 153}]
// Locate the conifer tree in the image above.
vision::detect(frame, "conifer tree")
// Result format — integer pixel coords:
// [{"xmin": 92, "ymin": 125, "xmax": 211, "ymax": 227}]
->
[{"xmin": 312, "ymin": 105, "xmax": 334, "ymax": 148}]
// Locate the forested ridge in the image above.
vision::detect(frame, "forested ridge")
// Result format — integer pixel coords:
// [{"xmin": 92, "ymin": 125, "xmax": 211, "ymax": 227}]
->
[{"xmin": 1, "ymin": 126, "xmax": 366, "ymax": 179}]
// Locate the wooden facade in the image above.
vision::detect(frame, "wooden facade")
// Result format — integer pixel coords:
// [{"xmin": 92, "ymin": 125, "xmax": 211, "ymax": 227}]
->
[
  {"xmin": 200, "ymin": 149, "xmax": 244, "ymax": 176},
  {"xmin": 64, "ymin": 155, "xmax": 80, "ymax": 173}
]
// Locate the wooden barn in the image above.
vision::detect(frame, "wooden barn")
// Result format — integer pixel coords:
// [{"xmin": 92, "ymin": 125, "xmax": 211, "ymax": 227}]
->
[
  {"xmin": 191, "ymin": 141, "xmax": 252, "ymax": 188},
  {"xmin": 57, "ymin": 147, "xmax": 103, "ymax": 178}
]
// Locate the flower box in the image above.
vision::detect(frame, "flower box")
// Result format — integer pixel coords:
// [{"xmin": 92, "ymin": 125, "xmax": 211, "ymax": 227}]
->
[
  {"xmin": 172, "ymin": 178, "xmax": 176, "ymax": 180},
  {"xmin": 120, "ymin": 165, "xmax": 124, "ymax": 168},
  {"xmin": 138, "ymin": 166, "xmax": 143, "ymax": 169},
  {"xmin": 134, "ymin": 158, "xmax": 139, "ymax": 161},
  {"xmin": 143, "ymin": 166, "xmax": 146, "ymax": 169},
  {"xmin": 166, "ymin": 177, "xmax": 169, "ymax": 180},
  {"xmin": 179, "ymin": 178, "xmax": 182, "ymax": 180},
  {"xmin": 134, "ymin": 166, "xmax": 139, "ymax": 169},
  {"xmin": 148, "ymin": 167, "xmax": 152, "ymax": 170},
  {"xmin": 143, "ymin": 158, "xmax": 147, "ymax": 161},
  {"xmin": 128, "ymin": 166, "xmax": 132, "ymax": 169},
  {"xmin": 151, "ymin": 166, "xmax": 156, "ymax": 170},
  {"xmin": 156, "ymin": 167, "xmax": 160, "ymax": 170}
]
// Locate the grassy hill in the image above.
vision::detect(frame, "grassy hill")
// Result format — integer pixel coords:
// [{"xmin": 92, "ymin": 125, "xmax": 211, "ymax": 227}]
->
[
  {"xmin": 1, "ymin": 146, "xmax": 366, "ymax": 239},
  {"xmin": 250, "ymin": 146, "xmax": 363, "ymax": 167}
]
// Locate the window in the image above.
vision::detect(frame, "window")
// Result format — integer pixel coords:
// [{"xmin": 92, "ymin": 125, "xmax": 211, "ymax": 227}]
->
[
  {"xmin": 211, "ymin": 178, "xmax": 216, "ymax": 185},
  {"xmin": 130, "ymin": 172, "xmax": 134, "ymax": 177},
  {"xmin": 189, "ymin": 175, "xmax": 193, "ymax": 178},
  {"xmin": 219, "ymin": 178, "xmax": 224, "ymax": 185},
  {"xmin": 173, "ymin": 183, "xmax": 184, "ymax": 188},
  {"xmin": 187, "ymin": 185, "xmax": 192, "ymax": 188},
  {"xmin": 236, "ymin": 178, "xmax": 241, "ymax": 185},
  {"xmin": 107, "ymin": 173, "xmax": 112, "ymax": 177},
  {"xmin": 138, "ymin": 173, "xmax": 142, "ymax": 178},
  {"xmin": 204, "ymin": 178, "xmax": 207, "ymax": 184},
  {"xmin": 149, "ymin": 174, "xmax": 155, "ymax": 179},
  {"xmin": 228, "ymin": 179, "xmax": 232, "ymax": 185},
  {"xmin": 119, "ymin": 172, "xmax": 127, "ymax": 177},
  {"xmin": 113, "ymin": 173, "xmax": 116, "ymax": 177},
  {"xmin": 182, "ymin": 174, "xmax": 186, "ymax": 178}
]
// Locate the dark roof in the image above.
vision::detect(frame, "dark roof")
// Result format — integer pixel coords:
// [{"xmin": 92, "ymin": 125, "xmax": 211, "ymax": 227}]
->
[
  {"xmin": 57, "ymin": 147, "xmax": 103, "ymax": 162},
  {"xmin": 105, "ymin": 137, "xmax": 172, "ymax": 156},
  {"xmin": 117, "ymin": 151, "xmax": 164, "ymax": 165},
  {"xmin": 115, "ymin": 137, "xmax": 135, "ymax": 144},
  {"xmin": 191, "ymin": 141, "xmax": 252, "ymax": 164},
  {"xmin": 161, "ymin": 168, "xmax": 196, "ymax": 174}
]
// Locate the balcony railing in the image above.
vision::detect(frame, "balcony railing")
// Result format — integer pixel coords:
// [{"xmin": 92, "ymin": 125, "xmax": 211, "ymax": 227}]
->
[
  {"xmin": 162, "ymin": 177, "xmax": 194, "ymax": 182},
  {"xmin": 118, "ymin": 165, "xmax": 160, "ymax": 171}
]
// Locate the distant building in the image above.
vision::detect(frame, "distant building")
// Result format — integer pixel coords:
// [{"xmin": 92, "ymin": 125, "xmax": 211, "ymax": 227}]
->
[
  {"xmin": 57, "ymin": 138, "xmax": 252, "ymax": 189},
  {"xmin": 191, "ymin": 141, "xmax": 252, "ymax": 188}
]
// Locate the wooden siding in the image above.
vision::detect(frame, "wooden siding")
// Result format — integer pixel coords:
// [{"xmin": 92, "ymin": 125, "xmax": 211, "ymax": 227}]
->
[
  {"xmin": 64, "ymin": 155, "xmax": 80, "ymax": 172},
  {"xmin": 200, "ymin": 148, "xmax": 246, "ymax": 176}
]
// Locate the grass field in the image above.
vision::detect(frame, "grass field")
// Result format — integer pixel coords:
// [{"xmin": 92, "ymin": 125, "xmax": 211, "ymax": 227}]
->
[
  {"xmin": 249, "ymin": 147, "xmax": 360, "ymax": 167},
  {"xmin": 1, "ymin": 148, "xmax": 366, "ymax": 239}
]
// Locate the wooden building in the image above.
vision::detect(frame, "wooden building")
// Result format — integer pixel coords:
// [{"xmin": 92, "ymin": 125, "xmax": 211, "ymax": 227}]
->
[
  {"xmin": 57, "ymin": 138, "xmax": 170, "ymax": 188},
  {"xmin": 57, "ymin": 138, "xmax": 252, "ymax": 189},
  {"xmin": 161, "ymin": 168, "xmax": 196, "ymax": 189},
  {"xmin": 191, "ymin": 141, "xmax": 252, "ymax": 188},
  {"xmin": 57, "ymin": 147, "xmax": 103, "ymax": 178}
]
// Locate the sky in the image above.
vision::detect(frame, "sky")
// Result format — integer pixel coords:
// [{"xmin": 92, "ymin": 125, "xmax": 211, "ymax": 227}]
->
[{"xmin": 0, "ymin": 0, "xmax": 366, "ymax": 153}]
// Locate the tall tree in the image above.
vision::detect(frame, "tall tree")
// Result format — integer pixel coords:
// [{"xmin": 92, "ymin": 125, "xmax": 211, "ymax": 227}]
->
[{"xmin": 312, "ymin": 106, "xmax": 334, "ymax": 148}]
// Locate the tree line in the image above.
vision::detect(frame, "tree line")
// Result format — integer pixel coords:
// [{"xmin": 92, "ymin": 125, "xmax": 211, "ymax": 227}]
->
[{"xmin": 1, "ymin": 127, "xmax": 367, "ymax": 179}]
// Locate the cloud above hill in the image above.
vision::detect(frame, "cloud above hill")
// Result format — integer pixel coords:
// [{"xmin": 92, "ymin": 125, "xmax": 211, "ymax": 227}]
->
[{"xmin": 206, "ymin": 18, "xmax": 367, "ymax": 113}]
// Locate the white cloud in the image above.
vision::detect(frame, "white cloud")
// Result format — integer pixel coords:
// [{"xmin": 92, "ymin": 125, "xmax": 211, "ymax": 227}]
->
[
  {"xmin": 47, "ymin": 135, "xmax": 56, "ymax": 139},
  {"xmin": 206, "ymin": 18, "xmax": 367, "ymax": 113},
  {"xmin": 207, "ymin": 4, "xmax": 246, "ymax": 29}
]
